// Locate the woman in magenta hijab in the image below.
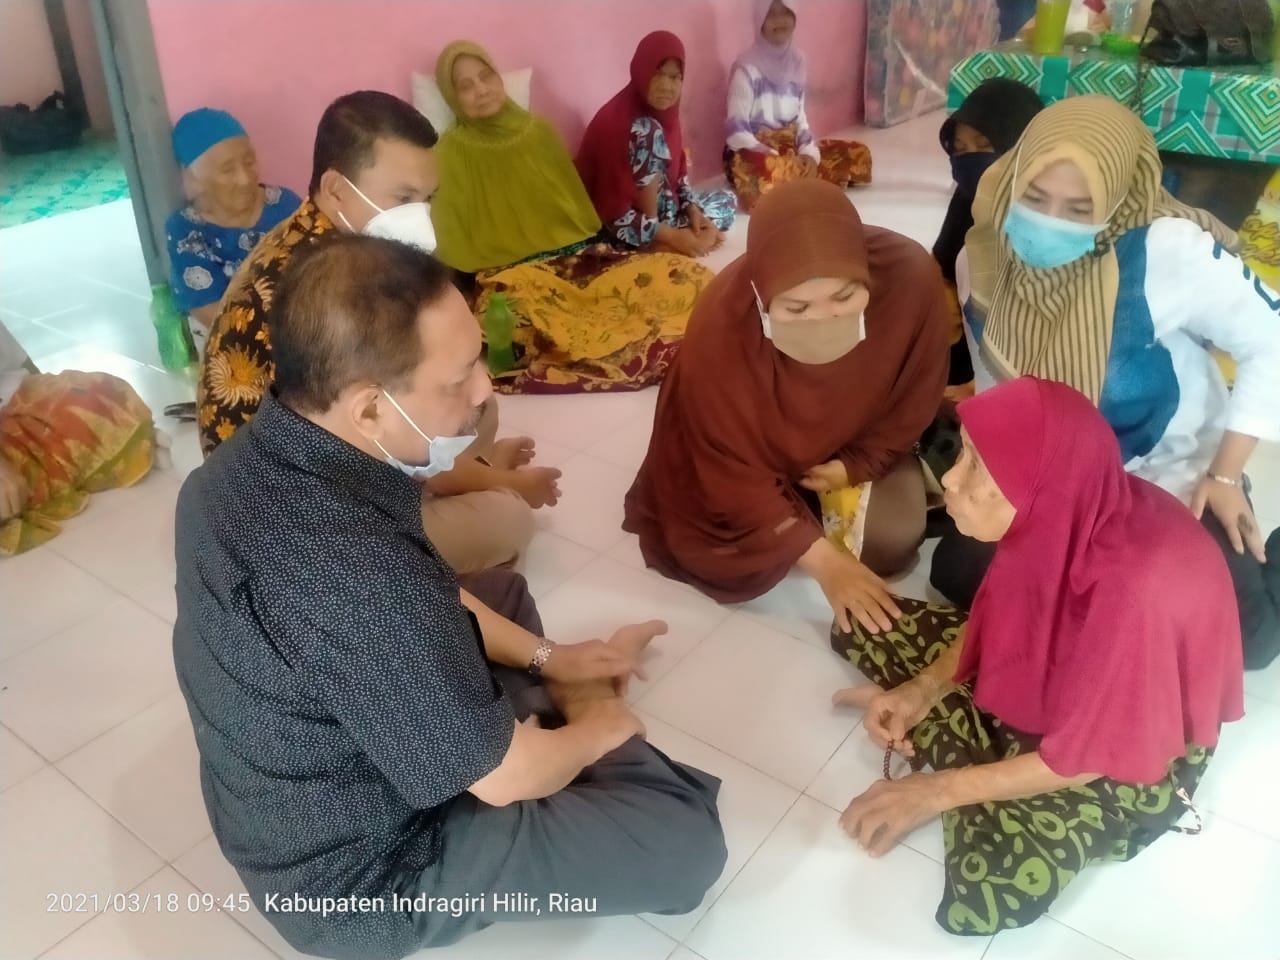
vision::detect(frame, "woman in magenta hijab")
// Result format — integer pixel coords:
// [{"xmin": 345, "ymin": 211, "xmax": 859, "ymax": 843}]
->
[
  {"xmin": 724, "ymin": 1, "xmax": 872, "ymax": 212},
  {"xmin": 576, "ymin": 30, "xmax": 736, "ymax": 259},
  {"xmin": 829, "ymin": 376, "xmax": 1243, "ymax": 935}
]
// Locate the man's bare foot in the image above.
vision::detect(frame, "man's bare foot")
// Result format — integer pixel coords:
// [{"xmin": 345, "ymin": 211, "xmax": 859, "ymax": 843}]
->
[
  {"xmin": 832, "ymin": 683, "xmax": 883, "ymax": 710},
  {"xmin": 490, "ymin": 436, "xmax": 536, "ymax": 471},
  {"xmin": 607, "ymin": 620, "xmax": 667, "ymax": 683}
]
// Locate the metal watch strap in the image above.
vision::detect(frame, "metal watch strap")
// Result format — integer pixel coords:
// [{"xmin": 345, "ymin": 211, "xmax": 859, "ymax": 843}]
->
[
  {"xmin": 528, "ymin": 637, "xmax": 555, "ymax": 677},
  {"xmin": 1208, "ymin": 472, "xmax": 1241, "ymax": 488}
]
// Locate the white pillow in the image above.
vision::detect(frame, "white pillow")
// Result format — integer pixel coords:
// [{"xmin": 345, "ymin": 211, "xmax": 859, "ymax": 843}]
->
[{"xmin": 411, "ymin": 66, "xmax": 533, "ymax": 133}]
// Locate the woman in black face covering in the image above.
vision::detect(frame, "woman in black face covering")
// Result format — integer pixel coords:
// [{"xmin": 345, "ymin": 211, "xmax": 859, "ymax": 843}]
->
[{"xmin": 933, "ymin": 79, "xmax": 1044, "ymax": 395}]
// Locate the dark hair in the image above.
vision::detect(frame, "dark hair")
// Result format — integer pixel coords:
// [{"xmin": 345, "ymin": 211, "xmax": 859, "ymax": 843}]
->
[
  {"xmin": 270, "ymin": 235, "xmax": 455, "ymax": 413},
  {"xmin": 309, "ymin": 90, "xmax": 438, "ymax": 195}
]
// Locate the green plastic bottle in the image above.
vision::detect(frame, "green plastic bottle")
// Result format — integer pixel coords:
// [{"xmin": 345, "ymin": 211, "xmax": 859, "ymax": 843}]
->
[
  {"xmin": 484, "ymin": 293, "xmax": 516, "ymax": 375},
  {"xmin": 149, "ymin": 283, "xmax": 195, "ymax": 371}
]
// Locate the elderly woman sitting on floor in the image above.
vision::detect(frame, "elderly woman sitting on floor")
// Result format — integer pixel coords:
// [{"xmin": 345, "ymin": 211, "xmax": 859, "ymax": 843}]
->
[
  {"xmin": 430, "ymin": 39, "xmax": 714, "ymax": 394},
  {"xmin": 830, "ymin": 376, "xmax": 1243, "ymax": 936}
]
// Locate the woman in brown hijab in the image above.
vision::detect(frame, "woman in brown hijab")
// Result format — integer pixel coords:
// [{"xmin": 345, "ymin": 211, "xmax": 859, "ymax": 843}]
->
[{"xmin": 623, "ymin": 179, "xmax": 949, "ymax": 633}]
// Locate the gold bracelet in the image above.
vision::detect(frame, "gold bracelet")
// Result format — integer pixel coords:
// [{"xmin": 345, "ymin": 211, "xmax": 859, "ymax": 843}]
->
[{"xmin": 1208, "ymin": 472, "xmax": 1241, "ymax": 488}]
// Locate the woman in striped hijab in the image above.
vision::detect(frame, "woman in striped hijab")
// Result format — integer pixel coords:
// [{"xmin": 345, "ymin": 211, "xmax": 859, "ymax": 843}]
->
[{"xmin": 933, "ymin": 95, "xmax": 1280, "ymax": 671}]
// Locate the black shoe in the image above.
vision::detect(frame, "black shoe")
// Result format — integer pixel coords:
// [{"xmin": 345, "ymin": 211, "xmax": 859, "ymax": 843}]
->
[{"xmin": 163, "ymin": 401, "xmax": 197, "ymax": 422}]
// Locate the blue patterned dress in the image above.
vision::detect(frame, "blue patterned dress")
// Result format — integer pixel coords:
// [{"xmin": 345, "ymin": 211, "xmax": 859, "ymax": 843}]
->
[
  {"xmin": 607, "ymin": 118, "xmax": 736, "ymax": 248},
  {"xmin": 166, "ymin": 184, "xmax": 301, "ymax": 313}
]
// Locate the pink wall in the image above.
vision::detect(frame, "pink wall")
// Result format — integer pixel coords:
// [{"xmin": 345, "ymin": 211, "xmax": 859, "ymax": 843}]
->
[
  {"xmin": 65, "ymin": 0, "xmax": 114, "ymax": 131},
  {"xmin": 147, "ymin": 0, "xmax": 867, "ymax": 192},
  {"xmin": 0, "ymin": 0, "xmax": 62, "ymax": 110},
  {"xmin": 0, "ymin": 0, "xmax": 112, "ymax": 130}
]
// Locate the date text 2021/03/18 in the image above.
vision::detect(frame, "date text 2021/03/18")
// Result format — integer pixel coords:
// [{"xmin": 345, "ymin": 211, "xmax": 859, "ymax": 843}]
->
[
  {"xmin": 263, "ymin": 891, "xmax": 600, "ymax": 920},
  {"xmin": 46, "ymin": 892, "xmax": 253, "ymax": 914}
]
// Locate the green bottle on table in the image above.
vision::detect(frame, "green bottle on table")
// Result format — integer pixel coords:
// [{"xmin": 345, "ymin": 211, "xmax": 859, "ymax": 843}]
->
[{"xmin": 484, "ymin": 293, "xmax": 516, "ymax": 376}]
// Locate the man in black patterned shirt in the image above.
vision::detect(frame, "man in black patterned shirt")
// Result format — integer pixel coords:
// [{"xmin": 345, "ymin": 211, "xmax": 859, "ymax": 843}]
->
[{"xmin": 173, "ymin": 235, "xmax": 724, "ymax": 959}]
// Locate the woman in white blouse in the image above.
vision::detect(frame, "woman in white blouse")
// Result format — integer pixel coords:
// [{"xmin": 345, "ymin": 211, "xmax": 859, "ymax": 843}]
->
[
  {"xmin": 721, "ymin": 0, "xmax": 871, "ymax": 212},
  {"xmin": 934, "ymin": 95, "xmax": 1280, "ymax": 670}
]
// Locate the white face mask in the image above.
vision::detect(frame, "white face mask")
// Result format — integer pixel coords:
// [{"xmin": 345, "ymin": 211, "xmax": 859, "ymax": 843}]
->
[
  {"xmin": 337, "ymin": 175, "xmax": 437, "ymax": 252},
  {"xmin": 372, "ymin": 390, "xmax": 477, "ymax": 481}
]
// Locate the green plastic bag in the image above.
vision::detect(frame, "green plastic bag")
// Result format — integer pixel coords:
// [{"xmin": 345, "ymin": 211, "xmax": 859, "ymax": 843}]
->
[{"xmin": 149, "ymin": 283, "xmax": 195, "ymax": 371}]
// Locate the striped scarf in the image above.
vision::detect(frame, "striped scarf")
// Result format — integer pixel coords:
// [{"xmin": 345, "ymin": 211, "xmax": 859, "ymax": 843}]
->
[{"xmin": 965, "ymin": 95, "xmax": 1237, "ymax": 403}]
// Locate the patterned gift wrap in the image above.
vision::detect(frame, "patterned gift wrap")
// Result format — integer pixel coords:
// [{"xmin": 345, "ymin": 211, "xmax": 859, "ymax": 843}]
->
[{"xmin": 949, "ymin": 42, "xmax": 1280, "ymax": 164}]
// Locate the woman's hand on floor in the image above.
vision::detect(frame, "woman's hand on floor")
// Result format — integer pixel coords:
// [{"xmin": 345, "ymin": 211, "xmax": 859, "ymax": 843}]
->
[
  {"xmin": 1191, "ymin": 474, "xmax": 1266, "ymax": 563},
  {"xmin": 807, "ymin": 541, "xmax": 903, "ymax": 634},
  {"xmin": 840, "ymin": 775, "xmax": 941, "ymax": 857}
]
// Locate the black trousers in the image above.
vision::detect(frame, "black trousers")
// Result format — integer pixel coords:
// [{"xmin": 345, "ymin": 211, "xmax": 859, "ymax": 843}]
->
[
  {"xmin": 929, "ymin": 514, "xmax": 1280, "ymax": 670},
  {"xmin": 403, "ymin": 570, "xmax": 728, "ymax": 950}
]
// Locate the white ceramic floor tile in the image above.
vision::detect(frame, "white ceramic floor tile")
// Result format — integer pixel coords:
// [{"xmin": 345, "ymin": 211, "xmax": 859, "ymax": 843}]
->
[
  {"xmin": 605, "ymin": 532, "xmax": 649, "ymax": 571},
  {"xmin": 584, "ymin": 405, "xmax": 656, "ymax": 473},
  {"xmin": 686, "ymin": 795, "xmax": 988, "ymax": 960},
  {"xmin": 39, "ymin": 287, "xmax": 161, "ymax": 369},
  {"xmin": 172, "ymin": 836, "xmax": 313, "ymax": 960},
  {"xmin": 0, "ymin": 546, "xmax": 117, "ymax": 660},
  {"xmin": 535, "ymin": 452, "xmax": 635, "ymax": 553},
  {"xmin": 805, "ymin": 723, "xmax": 946, "ymax": 864},
  {"xmin": 128, "ymin": 574, "xmax": 178, "ymax": 625},
  {"xmin": 0, "ymin": 767, "xmax": 163, "ymax": 959},
  {"xmin": 40, "ymin": 867, "xmax": 279, "ymax": 960},
  {"xmin": 48, "ymin": 471, "xmax": 180, "ymax": 603},
  {"xmin": 1188, "ymin": 696, "xmax": 1280, "ymax": 842},
  {"xmin": 0, "ymin": 597, "xmax": 177, "ymax": 760},
  {"xmin": 408, "ymin": 916, "xmax": 676, "ymax": 960},
  {"xmin": 666, "ymin": 948, "xmax": 709, "ymax": 960},
  {"xmin": 513, "ymin": 530, "xmax": 597, "ymax": 601},
  {"xmin": 636, "ymin": 713, "xmax": 800, "ymax": 941},
  {"xmin": 493, "ymin": 390, "xmax": 654, "ymax": 453},
  {"xmin": 1049, "ymin": 813, "xmax": 1280, "ymax": 960},
  {"xmin": 0, "ymin": 275, "xmax": 94, "ymax": 321},
  {"xmin": 983, "ymin": 918, "xmax": 1128, "ymax": 960},
  {"xmin": 0, "ymin": 724, "xmax": 46, "ymax": 791},
  {"xmin": 735, "ymin": 569, "xmax": 833, "ymax": 650},
  {"xmin": 535, "ymin": 555, "xmax": 731, "ymax": 700},
  {"xmin": 3, "ymin": 315, "xmax": 78, "ymax": 357},
  {"xmin": 57, "ymin": 692, "xmax": 210, "ymax": 861},
  {"xmin": 637, "ymin": 613, "xmax": 864, "ymax": 790}
]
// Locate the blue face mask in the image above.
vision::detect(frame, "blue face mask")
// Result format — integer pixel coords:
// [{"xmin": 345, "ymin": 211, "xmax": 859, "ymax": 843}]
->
[
  {"xmin": 373, "ymin": 391, "xmax": 478, "ymax": 481},
  {"xmin": 950, "ymin": 151, "xmax": 998, "ymax": 198},
  {"xmin": 1003, "ymin": 200, "xmax": 1107, "ymax": 270}
]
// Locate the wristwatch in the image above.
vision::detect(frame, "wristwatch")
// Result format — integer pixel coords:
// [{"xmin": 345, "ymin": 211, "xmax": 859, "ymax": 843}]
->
[{"xmin": 528, "ymin": 637, "xmax": 556, "ymax": 677}]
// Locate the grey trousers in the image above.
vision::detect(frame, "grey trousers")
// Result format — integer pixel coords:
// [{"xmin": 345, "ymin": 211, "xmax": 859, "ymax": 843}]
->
[{"xmin": 406, "ymin": 570, "xmax": 727, "ymax": 950}]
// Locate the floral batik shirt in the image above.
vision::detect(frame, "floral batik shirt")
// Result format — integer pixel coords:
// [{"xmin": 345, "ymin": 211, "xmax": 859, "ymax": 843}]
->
[{"xmin": 196, "ymin": 199, "xmax": 336, "ymax": 457}]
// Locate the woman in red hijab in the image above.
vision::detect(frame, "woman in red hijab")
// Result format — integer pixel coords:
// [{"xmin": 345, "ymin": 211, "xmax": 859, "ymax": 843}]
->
[
  {"xmin": 576, "ymin": 30, "xmax": 736, "ymax": 259},
  {"xmin": 830, "ymin": 376, "xmax": 1244, "ymax": 936},
  {"xmin": 623, "ymin": 179, "xmax": 949, "ymax": 633}
]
